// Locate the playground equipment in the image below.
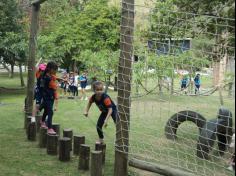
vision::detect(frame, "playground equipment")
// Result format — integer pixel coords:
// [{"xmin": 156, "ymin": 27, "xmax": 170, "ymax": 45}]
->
[{"xmin": 165, "ymin": 110, "xmax": 207, "ymax": 140}]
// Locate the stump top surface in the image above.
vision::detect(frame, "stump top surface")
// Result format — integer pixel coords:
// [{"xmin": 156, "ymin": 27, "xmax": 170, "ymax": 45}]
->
[
  {"xmin": 74, "ymin": 135, "xmax": 85, "ymax": 138},
  {"xmin": 91, "ymin": 151, "xmax": 102, "ymax": 154},
  {"xmin": 63, "ymin": 129, "xmax": 73, "ymax": 132},
  {"xmin": 47, "ymin": 133, "xmax": 59, "ymax": 137},
  {"xmin": 59, "ymin": 137, "xmax": 71, "ymax": 141},
  {"xmin": 80, "ymin": 144, "xmax": 90, "ymax": 147}
]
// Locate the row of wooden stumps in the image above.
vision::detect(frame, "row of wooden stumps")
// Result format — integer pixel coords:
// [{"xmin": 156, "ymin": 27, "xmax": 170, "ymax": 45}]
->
[{"xmin": 25, "ymin": 115, "xmax": 106, "ymax": 176}]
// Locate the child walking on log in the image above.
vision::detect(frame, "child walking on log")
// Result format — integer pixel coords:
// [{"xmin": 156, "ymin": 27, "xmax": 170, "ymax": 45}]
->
[
  {"xmin": 40, "ymin": 61, "xmax": 59, "ymax": 134},
  {"xmin": 84, "ymin": 81, "xmax": 117, "ymax": 144}
]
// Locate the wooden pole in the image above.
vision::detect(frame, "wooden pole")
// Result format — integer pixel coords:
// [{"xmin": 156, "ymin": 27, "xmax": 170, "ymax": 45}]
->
[
  {"xmin": 90, "ymin": 151, "xmax": 103, "ymax": 176},
  {"xmin": 27, "ymin": 122, "xmax": 36, "ymax": 141},
  {"xmin": 39, "ymin": 127, "xmax": 47, "ymax": 148},
  {"xmin": 47, "ymin": 134, "xmax": 58, "ymax": 155},
  {"xmin": 79, "ymin": 144, "xmax": 90, "ymax": 170},
  {"xmin": 25, "ymin": 3, "xmax": 40, "ymax": 119},
  {"xmin": 59, "ymin": 137, "xmax": 71, "ymax": 162},
  {"xmin": 63, "ymin": 129, "xmax": 73, "ymax": 151},
  {"xmin": 26, "ymin": 116, "xmax": 32, "ymax": 134},
  {"xmin": 52, "ymin": 123, "xmax": 60, "ymax": 136},
  {"xmin": 114, "ymin": 0, "xmax": 134, "ymax": 176},
  {"xmin": 95, "ymin": 143, "xmax": 106, "ymax": 165},
  {"xmin": 73, "ymin": 135, "xmax": 85, "ymax": 155},
  {"xmin": 35, "ymin": 115, "xmax": 42, "ymax": 132},
  {"xmin": 129, "ymin": 158, "xmax": 195, "ymax": 176}
]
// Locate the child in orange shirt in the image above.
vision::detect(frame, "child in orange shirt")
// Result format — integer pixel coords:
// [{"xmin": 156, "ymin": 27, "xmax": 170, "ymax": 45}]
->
[{"xmin": 39, "ymin": 61, "xmax": 59, "ymax": 134}]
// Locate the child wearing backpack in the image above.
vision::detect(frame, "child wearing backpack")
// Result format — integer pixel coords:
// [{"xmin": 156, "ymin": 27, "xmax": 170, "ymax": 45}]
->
[
  {"xmin": 39, "ymin": 61, "xmax": 59, "ymax": 134},
  {"xmin": 84, "ymin": 81, "xmax": 117, "ymax": 144}
]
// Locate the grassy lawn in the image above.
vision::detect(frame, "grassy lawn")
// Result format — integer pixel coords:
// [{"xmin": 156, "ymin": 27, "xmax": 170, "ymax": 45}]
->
[{"xmin": 0, "ymin": 72, "xmax": 235, "ymax": 176}]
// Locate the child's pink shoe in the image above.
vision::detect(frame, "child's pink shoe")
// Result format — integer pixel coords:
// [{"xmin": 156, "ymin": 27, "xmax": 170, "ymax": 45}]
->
[
  {"xmin": 40, "ymin": 121, "xmax": 48, "ymax": 129},
  {"xmin": 47, "ymin": 128, "xmax": 56, "ymax": 135}
]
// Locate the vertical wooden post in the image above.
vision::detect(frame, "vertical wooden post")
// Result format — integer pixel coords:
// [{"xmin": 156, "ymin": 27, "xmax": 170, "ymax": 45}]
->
[
  {"xmin": 59, "ymin": 137, "xmax": 71, "ymax": 161},
  {"xmin": 26, "ymin": 116, "xmax": 32, "ymax": 134},
  {"xmin": 114, "ymin": 0, "xmax": 134, "ymax": 176},
  {"xmin": 39, "ymin": 127, "xmax": 47, "ymax": 148},
  {"xmin": 25, "ymin": 4, "xmax": 41, "ymax": 118},
  {"xmin": 52, "ymin": 123, "xmax": 60, "ymax": 136},
  {"xmin": 47, "ymin": 134, "xmax": 58, "ymax": 155},
  {"xmin": 73, "ymin": 135, "xmax": 85, "ymax": 155},
  {"xmin": 79, "ymin": 144, "xmax": 90, "ymax": 170},
  {"xmin": 63, "ymin": 129, "xmax": 73, "ymax": 151},
  {"xmin": 27, "ymin": 122, "xmax": 36, "ymax": 141},
  {"xmin": 90, "ymin": 151, "xmax": 103, "ymax": 176},
  {"xmin": 35, "ymin": 115, "xmax": 42, "ymax": 132},
  {"xmin": 95, "ymin": 143, "xmax": 106, "ymax": 165}
]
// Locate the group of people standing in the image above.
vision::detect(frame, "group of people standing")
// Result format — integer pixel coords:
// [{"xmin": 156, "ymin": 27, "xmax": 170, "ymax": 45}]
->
[
  {"xmin": 180, "ymin": 73, "xmax": 201, "ymax": 94},
  {"xmin": 60, "ymin": 71, "xmax": 88, "ymax": 100},
  {"xmin": 31, "ymin": 61, "xmax": 117, "ymax": 144}
]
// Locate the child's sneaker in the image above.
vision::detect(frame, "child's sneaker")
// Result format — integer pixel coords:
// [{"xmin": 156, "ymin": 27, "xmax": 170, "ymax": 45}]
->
[
  {"xmin": 47, "ymin": 128, "xmax": 56, "ymax": 135},
  {"xmin": 40, "ymin": 121, "xmax": 48, "ymax": 129}
]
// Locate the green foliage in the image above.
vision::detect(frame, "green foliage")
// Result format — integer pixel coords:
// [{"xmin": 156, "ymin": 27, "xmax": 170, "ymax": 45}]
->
[
  {"xmin": 38, "ymin": 0, "xmax": 121, "ymax": 76},
  {"xmin": 0, "ymin": 0, "xmax": 27, "ymax": 66}
]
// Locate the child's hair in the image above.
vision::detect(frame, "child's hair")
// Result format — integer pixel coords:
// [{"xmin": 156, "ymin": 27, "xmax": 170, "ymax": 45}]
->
[
  {"xmin": 92, "ymin": 81, "xmax": 104, "ymax": 92},
  {"xmin": 43, "ymin": 61, "xmax": 58, "ymax": 76}
]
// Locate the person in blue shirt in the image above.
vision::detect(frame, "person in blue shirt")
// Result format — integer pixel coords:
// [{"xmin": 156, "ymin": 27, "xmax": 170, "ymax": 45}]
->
[
  {"xmin": 180, "ymin": 75, "xmax": 189, "ymax": 92},
  {"xmin": 84, "ymin": 81, "xmax": 117, "ymax": 144},
  {"xmin": 194, "ymin": 74, "xmax": 201, "ymax": 94},
  {"xmin": 80, "ymin": 71, "xmax": 88, "ymax": 100}
]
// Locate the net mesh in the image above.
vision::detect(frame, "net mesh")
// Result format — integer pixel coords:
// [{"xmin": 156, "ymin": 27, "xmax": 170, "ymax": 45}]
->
[{"xmin": 115, "ymin": 1, "xmax": 235, "ymax": 175}]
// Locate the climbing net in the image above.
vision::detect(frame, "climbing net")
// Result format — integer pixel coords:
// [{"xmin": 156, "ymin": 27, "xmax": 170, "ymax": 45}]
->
[{"xmin": 115, "ymin": 1, "xmax": 235, "ymax": 176}]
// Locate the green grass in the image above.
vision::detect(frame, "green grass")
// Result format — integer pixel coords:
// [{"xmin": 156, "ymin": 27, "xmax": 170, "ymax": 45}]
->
[
  {"xmin": 0, "ymin": 72, "xmax": 27, "ymax": 89},
  {"xmin": 0, "ymin": 73, "xmax": 235, "ymax": 176}
]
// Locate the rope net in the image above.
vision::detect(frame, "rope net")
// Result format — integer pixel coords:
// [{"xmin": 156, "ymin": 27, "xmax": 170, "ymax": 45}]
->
[{"xmin": 115, "ymin": 1, "xmax": 235, "ymax": 175}]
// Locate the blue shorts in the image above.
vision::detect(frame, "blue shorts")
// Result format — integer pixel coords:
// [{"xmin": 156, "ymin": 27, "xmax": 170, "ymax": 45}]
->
[{"xmin": 81, "ymin": 83, "xmax": 87, "ymax": 89}]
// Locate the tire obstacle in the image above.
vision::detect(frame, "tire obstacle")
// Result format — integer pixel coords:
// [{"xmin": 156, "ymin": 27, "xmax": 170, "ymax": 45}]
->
[
  {"xmin": 24, "ymin": 114, "xmax": 106, "ymax": 175},
  {"xmin": 164, "ymin": 108, "xmax": 234, "ymax": 160},
  {"xmin": 165, "ymin": 110, "xmax": 207, "ymax": 140},
  {"xmin": 196, "ymin": 108, "xmax": 233, "ymax": 159}
]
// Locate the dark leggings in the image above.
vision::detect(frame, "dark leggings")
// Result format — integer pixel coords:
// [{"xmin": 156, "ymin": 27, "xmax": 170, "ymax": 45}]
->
[
  {"xmin": 97, "ymin": 110, "xmax": 117, "ymax": 139},
  {"xmin": 40, "ymin": 100, "xmax": 54, "ymax": 129}
]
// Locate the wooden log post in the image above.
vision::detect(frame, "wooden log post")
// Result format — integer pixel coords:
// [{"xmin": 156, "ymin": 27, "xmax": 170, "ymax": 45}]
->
[
  {"xmin": 59, "ymin": 137, "xmax": 71, "ymax": 162},
  {"xmin": 39, "ymin": 127, "xmax": 47, "ymax": 148},
  {"xmin": 63, "ymin": 129, "xmax": 73, "ymax": 151},
  {"xmin": 90, "ymin": 151, "xmax": 103, "ymax": 176},
  {"xmin": 35, "ymin": 115, "xmax": 42, "ymax": 132},
  {"xmin": 27, "ymin": 122, "xmax": 36, "ymax": 141},
  {"xmin": 26, "ymin": 116, "xmax": 32, "ymax": 134},
  {"xmin": 79, "ymin": 144, "xmax": 90, "ymax": 170},
  {"xmin": 47, "ymin": 134, "xmax": 58, "ymax": 155},
  {"xmin": 26, "ymin": 3, "xmax": 41, "ymax": 121},
  {"xmin": 52, "ymin": 123, "xmax": 60, "ymax": 136},
  {"xmin": 129, "ymin": 158, "xmax": 195, "ymax": 176},
  {"xmin": 95, "ymin": 143, "xmax": 106, "ymax": 165},
  {"xmin": 73, "ymin": 135, "xmax": 85, "ymax": 155},
  {"xmin": 114, "ymin": 0, "xmax": 134, "ymax": 176},
  {"xmin": 24, "ymin": 112, "xmax": 32, "ymax": 129}
]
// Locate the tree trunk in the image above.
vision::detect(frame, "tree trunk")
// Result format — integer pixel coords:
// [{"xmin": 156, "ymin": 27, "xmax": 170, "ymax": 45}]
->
[
  {"xmin": 10, "ymin": 63, "xmax": 14, "ymax": 78},
  {"xmin": 1, "ymin": 62, "xmax": 11, "ymax": 77},
  {"xmin": 26, "ymin": 4, "xmax": 41, "ymax": 115},
  {"xmin": 19, "ymin": 63, "xmax": 25, "ymax": 87}
]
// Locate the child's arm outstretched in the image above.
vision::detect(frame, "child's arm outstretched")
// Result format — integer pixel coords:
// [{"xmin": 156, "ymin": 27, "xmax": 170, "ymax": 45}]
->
[
  {"xmin": 104, "ymin": 108, "xmax": 113, "ymax": 128},
  {"xmin": 84, "ymin": 101, "xmax": 92, "ymax": 117}
]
